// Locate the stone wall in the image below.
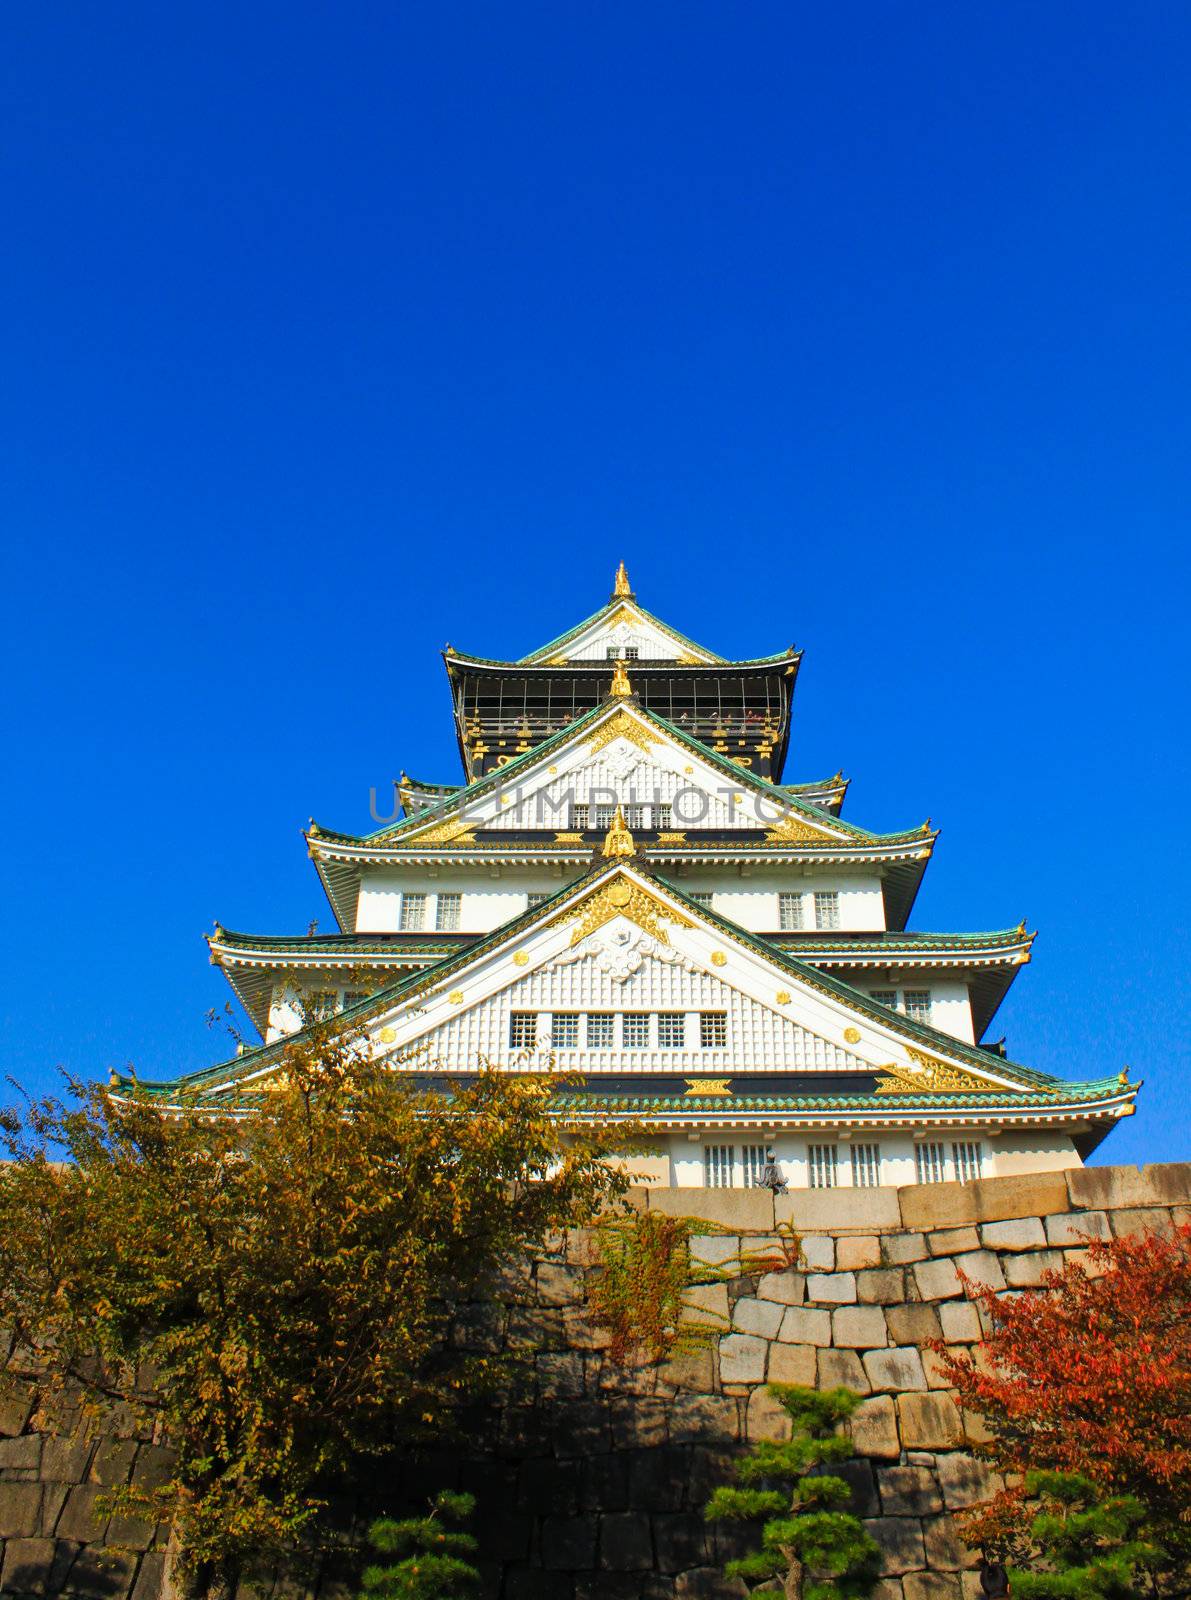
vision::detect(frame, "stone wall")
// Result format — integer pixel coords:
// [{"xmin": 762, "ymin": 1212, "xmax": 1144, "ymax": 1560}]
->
[{"xmin": 2, "ymin": 1159, "xmax": 1188, "ymax": 1600}]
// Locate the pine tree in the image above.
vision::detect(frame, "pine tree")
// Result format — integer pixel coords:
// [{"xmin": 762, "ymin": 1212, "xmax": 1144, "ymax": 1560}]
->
[
  {"xmin": 704, "ymin": 1385, "xmax": 879, "ymax": 1599},
  {"xmin": 1005, "ymin": 1471, "xmax": 1166, "ymax": 1599},
  {"xmin": 358, "ymin": 1490, "xmax": 480, "ymax": 1600}
]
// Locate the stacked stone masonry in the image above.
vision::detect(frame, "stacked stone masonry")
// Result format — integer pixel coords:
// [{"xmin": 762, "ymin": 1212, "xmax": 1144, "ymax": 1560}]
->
[{"xmin": 1, "ymin": 1161, "xmax": 1188, "ymax": 1599}]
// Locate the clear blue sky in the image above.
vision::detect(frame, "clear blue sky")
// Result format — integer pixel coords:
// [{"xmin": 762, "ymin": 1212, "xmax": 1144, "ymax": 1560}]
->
[{"xmin": 3, "ymin": 4, "xmax": 1189, "ymax": 1167}]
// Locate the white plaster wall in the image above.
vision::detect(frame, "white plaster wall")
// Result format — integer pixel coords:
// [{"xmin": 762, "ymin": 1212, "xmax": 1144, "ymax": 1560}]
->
[
  {"xmin": 986, "ymin": 1130, "xmax": 1083, "ymax": 1175},
  {"xmin": 696, "ymin": 872, "xmax": 887, "ymax": 933},
  {"xmin": 356, "ymin": 870, "xmax": 576, "ymax": 933}
]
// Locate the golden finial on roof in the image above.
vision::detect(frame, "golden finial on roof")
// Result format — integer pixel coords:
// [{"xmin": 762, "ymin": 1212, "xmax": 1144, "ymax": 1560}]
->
[
  {"xmin": 609, "ymin": 659, "xmax": 633, "ymax": 698},
  {"xmin": 612, "ymin": 560, "xmax": 632, "ymax": 597},
  {"xmin": 1119, "ymin": 1066, "xmax": 1131, "ymax": 1086},
  {"xmin": 602, "ymin": 805, "xmax": 636, "ymax": 858}
]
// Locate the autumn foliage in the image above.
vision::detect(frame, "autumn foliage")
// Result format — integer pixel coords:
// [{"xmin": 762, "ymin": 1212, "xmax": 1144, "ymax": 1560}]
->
[{"xmin": 932, "ymin": 1222, "xmax": 1191, "ymax": 1575}]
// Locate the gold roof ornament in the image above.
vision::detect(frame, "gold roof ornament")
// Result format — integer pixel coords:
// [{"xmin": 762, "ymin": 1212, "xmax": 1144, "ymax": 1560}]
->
[
  {"xmin": 609, "ymin": 659, "xmax": 633, "ymax": 698},
  {"xmin": 601, "ymin": 805, "xmax": 636, "ymax": 859},
  {"xmin": 613, "ymin": 560, "xmax": 632, "ymax": 597}
]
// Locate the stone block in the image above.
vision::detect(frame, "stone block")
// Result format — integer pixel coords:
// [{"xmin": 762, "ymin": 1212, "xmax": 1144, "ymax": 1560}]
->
[
  {"xmin": 668, "ymin": 1393, "xmax": 739, "ymax": 1445},
  {"xmin": 923, "ymin": 1516, "xmax": 968, "ymax": 1570},
  {"xmin": 863, "ymin": 1346, "xmax": 927, "ymax": 1393},
  {"xmin": 805, "ymin": 1271, "xmax": 857, "ymax": 1304},
  {"xmin": 777, "ymin": 1186, "xmax": 903, "ymax": 1231},
  {"xmin": 731, "ymin": 1298, "xmax": 784, "ymax": 1339},
  {"xmin": 132, "ymin": 1552, "xmax": 167, "ymax": 1600},
  {"xmin": 610, "ymin": 1398, "xmax": 668, "ymax": 1449},
  {"xmin": 1111, "ymin": 1207, "xmax": 1176, "ymax": 1240},
  {"xmin": 863, "ymin": 1516, "xmax": 926, "ymax": 1575},
  {"xmin": 766, "ymin": 1342, "xmax": 817, "ymax": 1386},
  {"xmin": 849, "ymin": 1394, "xmax": 901, "ymax": 1459},
  {"xmin": 0, "ymin": 1433, "xmax": 42, "ymax": 1471},
  {"xmin": 898, "ymin": 1392, "xmax": 963, "ymax": 1449},
  {"xmin": 650, "ymin": 1188, "xmax": 774, "ymax": 1231},
  {"xmin": 927, "ymin": 1226, "xmax": 980, "ymax": 1256},
  {"xmin": 756, "ymin": 1270, "xmax": 805, "ymax": 1306},
  {"xmin": 746, "ymin": 1386, "xmax": 792, "ymax": 1442},
  {"xmin": 718, "ymin": 1334, "xmax": 767, "ymax": 1385},
  {"xmin": 903, "ymin": 1576, "xmax": 964, "ymax": 1600},
  {"xmin": 64, "ymin": 1545, "xmax": 137, "ymax": 1595},
  {"xmin": 899, "ymin": 1182, "xmax": 978, "ymax": 1231},
  {"xmin": 913, "ymin": 1256, "xmax": 962, "ymax": 1300},
  {"xmin": 1044, "ymin": 1209, "xmax": 1111, "ymax": 1246},
  {"xmin": 0, "ymin": 1382, "xmax": 35, "ymax": 1438},
  {"xmin": 652, "ymin": 1511, "xmax": 712, "ymax": 1573},
  {"xmin": 1004, "ymin": 1250, "xmax": 1064, "ymax": 1287},
  {"xmin": 872, "ymin": 1584, "xmax": 908, "ymax": 1600},
  {"xmin": 537, "ymin": 1351, "xmax": 586, "ymax": 1400},
  {"xmin": 777, "ymin": 1305, "xmax": 832, "ymax": 1346},
  {"xmin": 674, "ymin": 1566, "xmax": 748, "ymax": 1598},
  {"xmin": 680, "ymin": 1282, "xmax": 730, "ymax": 1329},
  {"xmin": 599, "ymin": 1510, "xmax": 654, "ymax": 1570},
  {"xmin": 41, "ymin": 1433, "xmax": 93, "ymax": 1483},
  {"xmin": 878, "ymin": 1465, "xmax": 944, "ymax": 1516},
  {"xmin": 518, "ymin": 1457, "xmax": 581, "ymax": 1516},
  {"xmin": 835, "ymin": 1456, "xmax": 880, "ymax": 1517},
  {"xmin": 885, "ymin": 1304, "xmax": 942, "ymax": 1346},
  {"xmin": 970, "ymin": 1170, "xmax": 1071, "ymax": 1223},
  {"xmin": 0, "ymin": 1481, "xmax": 42, "ymax": 1538},
  {"xmin": 883, "ymin": 1231, "xmax": 928, "ymax": 1264},
  {"xmin": 39, "ymin": 1484, "xmax": 68, "ymax": 1535},
  {"xmin": 89, "ymin": 1438, "xmax": 138, "ymax": 1487},
  {"xmin": 938, "ymin": 1301, "xmax": 982, "ymax": 1343},
  {"xmin": 106, "ymin": 1507, "xmax": 158, "ymax": 1549},
  {"xmin": 581, "ymin": 1453, "xmax": 629, "ymax": 1512},
  {"xmin": 1, "ymin": 1537, "xmax": 56, "ymax": 1595},
  {"xmin": 1067, "ymin": 1161, "xmax": 1191, "ymax": 1211},
  {"xmin": 936, "ymin": 1452, "xmax": 996, "ymax": 1509},
  {"xmin": 979, "ymin": 1216, "xmax": 1046, "ymax": 1252},
  {"xmin": 817, "ymin": 1348, "xmax": 870, "ymax": 1393},
  {"xmin": 799, "ymin": 1234, "xmax": 836, "ymax": 1271},
  {"xmin": 922, "ymin": 1346, "xmax": 956, "ymax": 1390},
  {"xmin": 836, "ymin": 1234, "xmax": 883, "ymax": 1270},
  {"xmin": 952, "ymin": 1250, "xmax": 1005, "ymax": 1294},
  {"xmin": 626, "ymin": 1446, "xmax": 688, "ymax": 1511},
  {"xmin": 832, "ymin": 1305, "xmax": 890, "ymax": 1349},
  {"xmin": 657, "ymin": 1345, "xmax": 715, "ymax": 1393},
  {"xmin": 857, "ymin": 1268, "xmax": 906, "ymax": 1304},
  {"xmin": 541, "ymin": 1514, "xmax": 599, "ymax": 1569},
  {"xmin": 689, "ymin": 1235, "xmax": 740, "ymax": 1267}
]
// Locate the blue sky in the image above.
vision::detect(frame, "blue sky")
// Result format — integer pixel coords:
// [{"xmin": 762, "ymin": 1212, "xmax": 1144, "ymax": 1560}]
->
[{"xmin": 2, "ymin": 3, "xmax": 1189, "ymax": 1166}]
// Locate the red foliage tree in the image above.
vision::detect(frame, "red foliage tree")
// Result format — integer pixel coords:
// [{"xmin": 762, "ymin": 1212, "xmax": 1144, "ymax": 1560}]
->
[{"xmin": 932, "ymin": 1222, "xmax": 1191, "ymax": 1562}]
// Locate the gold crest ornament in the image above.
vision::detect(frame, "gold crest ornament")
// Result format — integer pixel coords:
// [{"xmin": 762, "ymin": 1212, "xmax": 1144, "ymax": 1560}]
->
[
  {"xmin": 609, "ymin": 659, "xmax": 633, "ymax": 698},
  {"xmin": 601, "ymin": 806, "xmax": 636, "ymax": 859},
  {"xmin": 613, "ymin": 560, "xmax": 632, "ymax": 597}
]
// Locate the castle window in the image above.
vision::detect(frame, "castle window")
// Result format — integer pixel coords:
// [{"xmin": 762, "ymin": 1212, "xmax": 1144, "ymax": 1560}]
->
[
  {"xmin": 653, "ymin": 802, "xmax": 672, "ymax": 830},
  {"xmin": 550, "ymin": 1013, "xmax": 579, "ymax": 1049},
  {"xmin": 813, "ymin": 891, "xmax": 840, "ymax": 930},
  {"xmin": 851, "ymin": 1143, "xmax": 881, "ymax": 1188},
  {"xmin": 308, "ymin": 990, "xmax": 338, "ymax": 1021},
  {"xmin": 741, "ymin": 1145, "xmax": 767, "ymax": 1188},
  {"xmin": 705, "ymin": 1145, "xmax": 734, "ymax": 1188},
  {"xmin": 690, "ymin": 892, "xmax": 713, "ymax": 909},
  {"xmin": 953, "ymin": 1141, "xmax": 983, "ymax": 1183},
  {"xmin": 436, "ymin": 893, "xmax": 461, "ymax": 931},
  {"xmin": 699, "ymin": 1012, "xmax": 727, "ymax": 1048},
  {"xmin": 509, "ymin": 1013, "xmax": 536, "ymax": 1050},
  {"xmin": 624, "ymin": 647, "xmax": 639, "ymax": 659},
  {"xmin": 657, "ymin": 1012, "xmax": 685, "ymax": 1048},
  {"xmin": 622, "ymin": 1013, "xmax": 650, "ymax": 1048},
  {"xmin": 527, "ymin": 892, "xmax": 547, "ymax": 908},
  {"xmin": 779, "ymin": 892, "xmax": 804, "ymax": 931},
  {"xmin": 870, "ymin": 990, "xmax": 898, "ymax": 1010},
  {"xmin": 904, "ymin": 989, "xmax": 933, "ymax": 1022},
  {"xmin": 586, "ymin": 1013, "xmax": 615, "ymax": 1047},
  {"xmin": 571, "ymin": 804, "xmax": 589, "ymax": 830},
  {"xmin": 808, "ymin": 1144, "xmax": 838, "ymax": 1188},
  {"xmin": 594, "ymin": 805, "xmax": 615, "ymax": 829},
  {"xmin": 623, "ymin": 804, "xmax": 644, "ymax": 829},
  {"xmin": 400, "ymin": 893, "xmax": 426, "ymax": 931},
  {"xmin": 341, "ymin": 990, "xmax": 369, "ymax": 1011},
  {"xmin": 915, "ymin": 1141, "xmax": 947, "ymax": 1184}
]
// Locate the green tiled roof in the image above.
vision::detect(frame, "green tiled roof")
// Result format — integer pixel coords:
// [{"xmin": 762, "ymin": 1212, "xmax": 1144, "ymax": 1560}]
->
[
  {"xmin": 511, "ymin": 596, "xmax": 734, "ymax": 665},
  {"xmin": 551, "ymin": 1078, "xmax": 1131, "ymax": 1115}
]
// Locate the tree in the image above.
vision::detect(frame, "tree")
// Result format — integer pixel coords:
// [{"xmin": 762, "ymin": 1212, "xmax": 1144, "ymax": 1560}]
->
[
  {"xmin": 932, "ymin": 1223, "xmax": 1191, "ymax": 1593},
  {"xmin": 0, "ymin": 1025, "xmax": 632, "ymax": 1599},
  {"xmin": 704, "ymin": 1384, "xmax": 879, "ymax": 1599},
  {"xmin": 358, "ymin": 1489, "xmax": 480, "ymax": 1599},
  {"xmin": 1000, "ymin": 1470, "xmax": 1165, "ymax": 1598}
]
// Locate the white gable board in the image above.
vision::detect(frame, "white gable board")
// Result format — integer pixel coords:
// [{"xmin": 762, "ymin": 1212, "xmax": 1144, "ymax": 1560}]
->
[{"xmin": 546, "ymin": 605, "xmax": 717, "ymax": 664}]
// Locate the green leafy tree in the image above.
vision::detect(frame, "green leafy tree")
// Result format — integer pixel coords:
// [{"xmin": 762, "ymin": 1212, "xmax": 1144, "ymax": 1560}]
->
[
  {"xmin": 1005, "ymin": 1471, "xmax": 1166, "ymax": 1598},
  {"xmin": 0, "ymin": 1026, "xmax": 633, "ymax": 1599},
  {"xmin": 704, "ymin": 1384, "xmax": 879, "ymax": 1599},
  {"xmin": 359, "ymin": 1490, "xmax": 479, "ymax": 1600}
]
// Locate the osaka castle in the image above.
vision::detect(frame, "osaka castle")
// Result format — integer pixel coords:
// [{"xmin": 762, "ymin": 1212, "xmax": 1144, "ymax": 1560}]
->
[{"xmin": 126, "ymin": 563, "xmax": 1138, "ymax": 1188}]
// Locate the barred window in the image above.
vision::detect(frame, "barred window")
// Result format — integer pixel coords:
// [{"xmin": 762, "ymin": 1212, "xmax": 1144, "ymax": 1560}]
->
[
  {"xmin": 400, "ymin": 892, "xmax": 426, "ymax": 931},
  {"xmin": 527, "ymin": 892, "xmax": 547, "ymax": 908},
  {"xmin": 653, "ymin": 802, "xmax": 672, "ymax": 830},
  {"xmin": 689, "ymin": 892, "xmax": 713, "ymax": 909},
  {"xmin": 436, "ymin": 892, "xmax": 461, "ymax": 931},
  {"xmin": 307, "ymin": 990, "xmax": 338, "ymax": 1021},
  {"xmin": 622, "ymin": 804, "xmax": 644, "ymax": 829},
  {"xmin": 741, "ymin": 1145, "xmax": 767, "ymax": 1189},
  {"xmin": 808, "ymin": 1144, "xmax": 838, "ymax": 1189},
  {"xmin": 705, "ymin": 1145, "xmax": 734, "ymax": 1189},
  {"xmin": 622, "ymin": 1013, "xmax": 650, "ymax": 1048},
  {"xmin": 953, "ymin": 1141, "xmax": 983, "ymax": 1184},
  {"xmin": 904, "ymin": 989, "xmax": 933, "ymax": 1022},
  {"xmin": 657, "ymin": 1012, "xmax": 685, "ymax": 1048},
  {"xmin": 571, "ymin": 803, "xmax": 589, "ymax": 830},
  {"xmin": 870, "ymin": 989, "xmax": 898, "ymax": 1010},
  {"xmin": 915, "ymin": 1141, "xmax": 947, "ymax": 1184},
  {"xmin": 624, "ymin": 647, "xmax": 639, "ymax": 659},
  {"xmin": 699, "ymin": 1012, "xmax": 727, "ymax": 1048},
  {"xmin": 779, "ymin": 892, "xmax": 804, "ymax": 931},
  {"xmin": 813, "ymin": 891, "xmax": 840, "ymax": 930},
  {"xmin": 594, "ymin": 805, "xmax": 616, "ymax": 830},
  {"xmin": 341, "ymin": 990, "xmax": 369, "ymax": 1011},
  {"xmin": 509, "ymin": 1012, "xmax": 537, "ymax": 1051},
  {"xmin": 851, "ymin": 1143, "xmax": 881, "ymax": 1189},
  {"xmin": 586, "ymin": 1013, "xmax": 615, "ymax": 1047},
  {"xmin": 550, "ymin": 1012, "xmax": 579, "ymax": 1049}
]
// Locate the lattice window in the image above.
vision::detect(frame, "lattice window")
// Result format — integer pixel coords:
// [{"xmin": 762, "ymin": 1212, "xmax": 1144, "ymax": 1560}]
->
[
  {"xmin": 571, "ymin": 804, "xmax": 589, "ymax": 830},
  {"xmin": 741, "ymin": 1145, "xmax": 767, "ymax": 1188},
  {"xmin": 953, "ymin": 1141, "xmax": 983, "ymax": 1184},
  {"xmin": 808, "ymin": 1144, "xmax": 838, "ymax": 1189},
  {"xmin": 550, "ymin": 1012, "xmax": 579, "ymax": 1049},
  {"xmin": 622, "ymin": 804, "xmax": 644, "ymax": 829},
  {"xmin": 400, "ymin": 893, "xmax": 426, "ymax": 931},
  {"xmin": 527, "ymin": 892, "xmax": 548, "ymax": 908},
  {"xmin": 699, "ymin": 1011, "xmax": 727, "ymax": 1048},
  {"xmin": 436, "ymin": 893, "xmax": 461, "ymax": 931},
  {"xmin": 904, "ymin": 989, "xmax": 933, "ymax": 1022},
  {"xmin": 622, "ymin": 1013, "xmax": 650, "ymax": 1048},
  {"xmin": 657, "ymin": 1012, "xmax": 685, "ymax": 1048},
  {"xmin": 705, "ymin": 1145, "xmax": 734, "ymax": 1189},
  {"xmin": 689, "ymin": 892, "xmax": 713, "ymax": 909},
  {"xmin": 779, "ymin": 892, "xmax": 804, "ymax": 931},
  {"xmin": 594, "ymin": 805, "xmax": 616, "ymax": 830},
  {"xmin": 870, "ymin": 989, "xmax": 898, "ymax": 1010},
  {"xmin": 624, "ymin": 647, "xmax": 639, "ymax": 659},
  {"xmin": 586, "ymin": 1013, "xmax": 615, "ymax": 1047},
  {"xmin": 341, "ymin": 990, "xmax": 369, "ymax": 1011},
  {"xmin": 307, "ymin": 990, "xmax": 338, "ymax": 1021},
  {"xmin": 813, "ymin": 891, "xmax": 840, "ymax": 930},
  {"xmin": 509, "ymin": 1012, "xmax": 537, "ymax": 1050},
  {"xmin": 915, "ymin": 1142, "xmax": 947, "ymax": 1184},
  {"xmin": 851, "ymin": 1143, "xmax": 882, "ymax": 1188},
  {"xmin": 653, "ymin": 802, "xmax": 672, "ymax": 830}
]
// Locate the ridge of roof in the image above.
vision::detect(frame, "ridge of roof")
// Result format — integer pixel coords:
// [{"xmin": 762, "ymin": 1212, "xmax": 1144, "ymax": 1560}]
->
[{"xmin": 513, "ymin": 595, "xmax": 727, "ymax": 665}]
